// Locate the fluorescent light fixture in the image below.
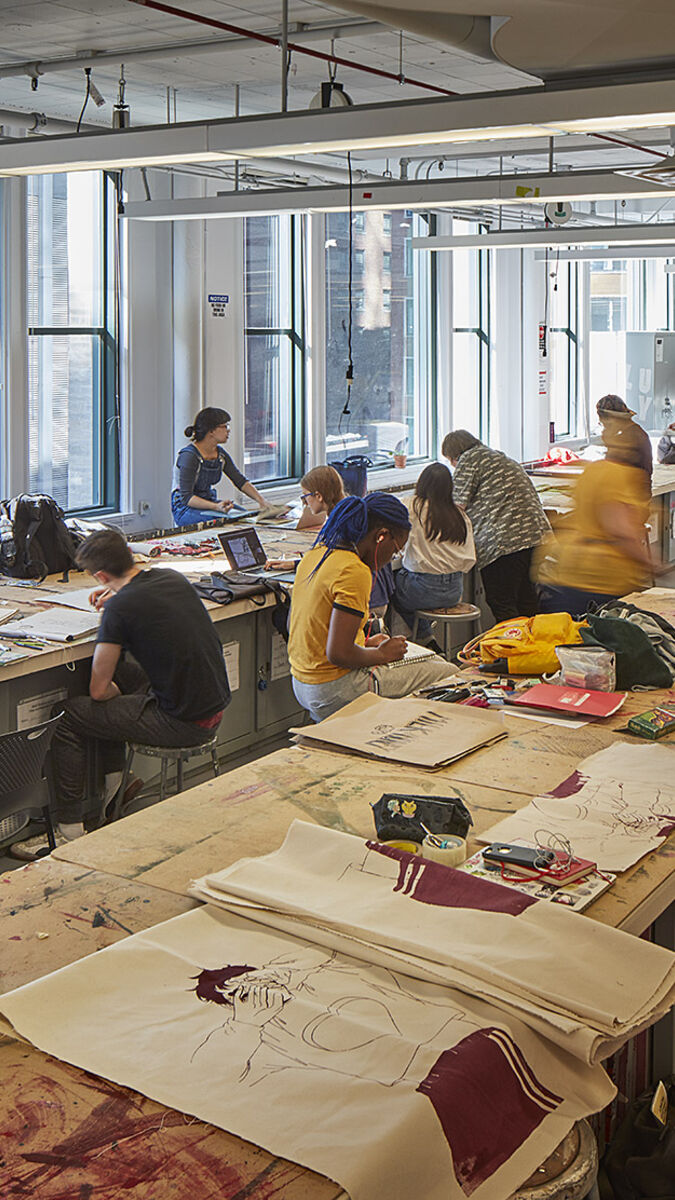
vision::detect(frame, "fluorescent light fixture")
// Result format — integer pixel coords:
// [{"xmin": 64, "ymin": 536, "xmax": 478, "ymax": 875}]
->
[
  {"xmin": 534, "ymin": 245, "xmax": 675, "ymax": 261},
  {"xmin": 4, "ymin": 79, "xmax": 675, "ymax": 176},
  {"xmin": 120, "ymin": 170, "xmax": 675, "ymax": 223},
  {"xmin": 412, "ymin": 223, "xmax": 675, "ymax": 251}
]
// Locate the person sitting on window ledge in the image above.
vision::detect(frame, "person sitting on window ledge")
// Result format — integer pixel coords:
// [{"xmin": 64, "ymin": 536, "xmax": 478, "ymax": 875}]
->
[
  {"xmin": 171, "ymin": 406, "xmax": 266, "ymax": 527},
  {"xmin": 393, "ymin": 463, "xmax": 477, "ymax": 645},
  {"xmin": 11, "ymin": 530, "xmax": 231, "ymax": 860},
  {"xmin": 288, "ymin": 493, "xmax": 458, "ymax": 724}
]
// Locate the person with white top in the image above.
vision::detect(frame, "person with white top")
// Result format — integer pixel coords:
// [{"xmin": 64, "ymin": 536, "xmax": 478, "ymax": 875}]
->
[{"xmin": 393, "ymin": 463, "xmax": 476, "ymax": 643}]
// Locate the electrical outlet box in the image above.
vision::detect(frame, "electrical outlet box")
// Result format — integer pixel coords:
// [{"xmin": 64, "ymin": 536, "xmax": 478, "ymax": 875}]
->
[{"xmin": 138, "ymin": 499, "xmax": 151, "ymax": 515}]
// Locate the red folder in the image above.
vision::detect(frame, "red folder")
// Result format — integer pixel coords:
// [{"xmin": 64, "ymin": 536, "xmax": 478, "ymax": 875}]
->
[{"xmin": 507, "ymin": 683, "xmax": 627, "ymax": 718}]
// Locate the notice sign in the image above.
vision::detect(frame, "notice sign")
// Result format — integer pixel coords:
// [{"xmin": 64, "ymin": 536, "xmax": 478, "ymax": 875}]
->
[{"xmin": 208, "ymin": 293, "xmax": 229, "ymax": 317}]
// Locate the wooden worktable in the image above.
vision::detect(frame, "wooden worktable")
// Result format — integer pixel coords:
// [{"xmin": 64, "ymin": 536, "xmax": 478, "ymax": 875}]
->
[{"xmin": 2, "ymin": 584, "xmax": 675, "ymax": 1200}]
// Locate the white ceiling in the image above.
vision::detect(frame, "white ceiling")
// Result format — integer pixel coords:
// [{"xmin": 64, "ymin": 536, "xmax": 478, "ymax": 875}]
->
[{"xmin": 0, "ymin": 0, "xmax": 531, "ymax": 128}]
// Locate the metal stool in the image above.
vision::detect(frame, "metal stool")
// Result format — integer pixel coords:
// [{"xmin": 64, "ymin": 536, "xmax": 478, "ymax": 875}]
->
[
  {"xmin": 511, "ymin": 1120, "xmax": 598, "ymax": 1200},
  {"xmin": 112, "ymin": 734, "xmax": 220, "ymax": 820},
  {"xmin": 411, "ymin": 603, "xmax": 482, "ymax": 660}
]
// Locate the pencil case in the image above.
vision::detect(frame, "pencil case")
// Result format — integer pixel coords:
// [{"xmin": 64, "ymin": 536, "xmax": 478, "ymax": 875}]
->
[{"xmin": 627, "ymin": 706, "xmax": 675, "ymax": 739}]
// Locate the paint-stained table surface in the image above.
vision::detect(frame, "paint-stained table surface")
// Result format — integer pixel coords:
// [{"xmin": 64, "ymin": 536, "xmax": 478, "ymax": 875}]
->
[
  {"xmin": 0, "ymin": 1035, "xmax": 346, "ymax": 1200},
  {"xmin": 4, "ymin": 583, "xmax": 675, "ymax": 1199}
]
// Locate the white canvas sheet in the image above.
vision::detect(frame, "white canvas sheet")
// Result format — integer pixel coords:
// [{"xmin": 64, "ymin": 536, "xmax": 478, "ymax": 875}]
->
[
  {"xmin": 479, "ymin": 744, "xmax": 675, "ymax": 872},
  {"xmin": 191, "ymin": 822, "xmax": 675, "ymax": 1064},
  {"xmin": 0, "ymin": 904, "xmax": 613, "ymax": 1200}
]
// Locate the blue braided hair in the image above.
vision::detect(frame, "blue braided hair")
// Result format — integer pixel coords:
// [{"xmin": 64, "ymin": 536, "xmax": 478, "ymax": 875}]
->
[{"xmin": 312, "ymin": 492, "xmax": 410, "ymax": 570}]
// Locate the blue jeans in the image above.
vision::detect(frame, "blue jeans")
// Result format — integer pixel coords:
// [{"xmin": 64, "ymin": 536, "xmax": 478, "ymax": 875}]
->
[
  {"xmin": 171, "ymin": 491, "xmax": 222, "ymax": 528},
  {"xmin": 393, "ymin": 568, "xmax": 463, "ymax": 639},
  {"xmin": 538, "ymin": 584, "xmax": 619, "ymax": 619}
]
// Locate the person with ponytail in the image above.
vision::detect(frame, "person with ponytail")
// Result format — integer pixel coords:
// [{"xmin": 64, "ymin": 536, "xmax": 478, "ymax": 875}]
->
[
  {"xmin": 393, "ymin": 463, "xmax": 477, "ymax": 643},
  {"xmin": 171, "ymin": 407, "xmax": 266, "ymax": 527},
  {"xmin": 288, "ymin": 493, "xmax": 457, "ymax": 722}
]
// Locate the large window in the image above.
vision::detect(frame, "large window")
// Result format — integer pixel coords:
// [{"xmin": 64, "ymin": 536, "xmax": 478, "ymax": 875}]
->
[
  {"xmin": 324, "ymin": 210, "xmax": 434, "ymax": 467},
  {"xmin": 548, "ymin": 259, "xmax": 579, "ymax": 439},
  {"xmin": 243, "ymin": 215, "xmax": 304, "ymax": 483},
  {"xmin": 27, "ymin": 171, "xmax": 118, "ymax": 512},
  {"xmin": 451, "ymin": 219, "xmax": 491, "ymax": 438}
]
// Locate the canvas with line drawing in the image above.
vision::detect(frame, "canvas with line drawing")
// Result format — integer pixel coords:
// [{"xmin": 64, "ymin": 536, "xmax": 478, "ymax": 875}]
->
[{"xmin": 479, "ymin": 743, "xmax": 675, "ymax": 872}]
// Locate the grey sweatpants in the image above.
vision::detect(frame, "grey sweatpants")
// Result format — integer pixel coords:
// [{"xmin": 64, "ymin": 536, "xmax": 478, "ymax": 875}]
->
[{"xmin": 292, "ymin": 655, "xmax": 459, "ymax": 724}]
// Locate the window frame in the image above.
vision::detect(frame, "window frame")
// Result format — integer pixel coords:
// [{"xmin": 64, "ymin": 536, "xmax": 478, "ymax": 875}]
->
[
  {"xmin": 549, "ymin": 259, "xmax": 579, "ymax": 440},
  {"xmin": 243, "ymin": 213, "xmax": 306, "ymax": 484},
  {"xmin": 451, "ymin": 223, "xmax": 491, "ymax": 440},
  {"xmin": 26, "ymin": 171, "xmax": 119, "ymax": 515}
]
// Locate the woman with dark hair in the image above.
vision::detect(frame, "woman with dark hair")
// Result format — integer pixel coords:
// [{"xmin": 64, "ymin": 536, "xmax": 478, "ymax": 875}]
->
[
  {"xmin": 171, "ymin": 407, "xmax": 266, "ymax": 527},
  {"xmin": 393, "ymin": 463, "xmax": 476, "ymax": 643},
  {"xmin": 442, "ymin": 430, "xmax": 549, "ymax": 622},
  {"xmin": 288, "ymin": 493, "xmax": 455, "ymax": 722}
]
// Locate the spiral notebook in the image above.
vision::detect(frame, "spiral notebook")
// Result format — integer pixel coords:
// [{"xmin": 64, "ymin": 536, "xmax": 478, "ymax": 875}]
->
[{"xmin": 383, "ymin": 642, "xmax": 435, "ymax": 670}]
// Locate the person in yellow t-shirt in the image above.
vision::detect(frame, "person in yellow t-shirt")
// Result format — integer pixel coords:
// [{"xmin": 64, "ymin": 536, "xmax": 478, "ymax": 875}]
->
[
  {"xmin": 288, "ymin": 493, "xmax": 457, "ymax": 722},
  {"xmin": 538, "ymin": 432, "xmax": 655, "ymax": 617}
]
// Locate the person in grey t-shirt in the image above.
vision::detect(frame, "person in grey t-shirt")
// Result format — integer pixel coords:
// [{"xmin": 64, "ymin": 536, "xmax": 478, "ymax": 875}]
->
[
  {"xmin": 442, "ymin": 431, "xmax": 550, "ymax": 623},
  {"xmin": 171, "ymin": 406, "xmax": 266, "ymax": 527}
]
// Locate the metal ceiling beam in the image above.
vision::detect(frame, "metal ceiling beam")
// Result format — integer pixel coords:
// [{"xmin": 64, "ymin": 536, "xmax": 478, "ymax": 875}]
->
[{"xmin": 413, "ymin": 223, "xmax": 675, "ymax": 251}]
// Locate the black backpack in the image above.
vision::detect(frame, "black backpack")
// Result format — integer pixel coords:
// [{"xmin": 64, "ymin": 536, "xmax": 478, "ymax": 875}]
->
[{"xmin": 0, "ymin": 494, "xmax": 79, "ymax": 581}]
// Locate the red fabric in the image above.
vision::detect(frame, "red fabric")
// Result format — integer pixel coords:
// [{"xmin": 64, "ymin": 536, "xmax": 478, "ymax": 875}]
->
[{"xmin": 193, "ymin": 710, "xmax": 223, "ymax": 730}]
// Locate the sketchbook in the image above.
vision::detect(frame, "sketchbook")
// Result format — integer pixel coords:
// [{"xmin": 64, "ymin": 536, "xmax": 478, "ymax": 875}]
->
[
  {"xmin": 506, "ymin": 683, "xmax": 627, "ymax": 719},
  {"xmin": 291, "ymin": 692, "xmax": 506, "ymax": 768},
  {"xmin": 383, "ymin": 641, "xmax": 435, "ymax": 670},
  {"xmin": 0, "ymin": 607, "xmax": 100, "ymax": 642},
  {"xmin": 458, "ymin": 852, "xmax": 614, "ymax": 912},
  {"xmin": 44, "ymin": 587, "xmax": 100, "ymax": 613}
]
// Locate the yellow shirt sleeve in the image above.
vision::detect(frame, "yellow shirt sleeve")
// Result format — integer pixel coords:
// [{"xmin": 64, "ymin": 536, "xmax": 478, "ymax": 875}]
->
[{"xmin": 329, "ymin": 556, "xmax": 371, "ymax": 617}]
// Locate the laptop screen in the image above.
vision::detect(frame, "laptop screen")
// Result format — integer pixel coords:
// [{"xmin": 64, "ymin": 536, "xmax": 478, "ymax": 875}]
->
[{"xmin": 217, "ymin": 526, "xmax": 267, "ymax": 570}]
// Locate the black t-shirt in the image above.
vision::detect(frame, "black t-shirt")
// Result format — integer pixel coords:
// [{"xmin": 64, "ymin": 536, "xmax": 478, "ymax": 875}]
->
[{"xmin": 98, "ymin": 569, "xmax": 231, "ymax": 723}]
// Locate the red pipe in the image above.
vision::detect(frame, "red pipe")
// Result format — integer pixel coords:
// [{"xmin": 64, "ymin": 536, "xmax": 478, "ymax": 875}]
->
[
  {"xmin": 124, "ymin": 0, "xmax": 458, "ymax": 97},
  {"xmin": 589, "ymin": 131, "xmax": 670, "ymax": 158}
]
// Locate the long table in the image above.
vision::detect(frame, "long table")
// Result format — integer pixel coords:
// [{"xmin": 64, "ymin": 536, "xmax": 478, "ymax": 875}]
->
[
  {"xmin": 0, "ymin": 522, "xmax": 315, "ymax": 787},
  {"xmin": 2, "ymin": 678, "xmax": 675, "ymax": 1195},
  {"xmin": 2, "ymin": 587, "xmax": 675, "ymax": 1198}
]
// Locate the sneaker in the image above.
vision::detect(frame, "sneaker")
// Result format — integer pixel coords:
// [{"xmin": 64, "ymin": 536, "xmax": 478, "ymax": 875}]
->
[
  {"xmin": 425, "ymin": 638, "xmax": 446, "ymax": 656},
  {"xmin": 9, "ymin": 829, "xmax": 69, "ymax": 861}
]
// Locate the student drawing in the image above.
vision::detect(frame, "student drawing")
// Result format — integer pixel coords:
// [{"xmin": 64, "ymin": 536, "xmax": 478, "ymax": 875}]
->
[{"xmin": 190, "ymin": 949, "xmax": 562, "ymax": 1195}]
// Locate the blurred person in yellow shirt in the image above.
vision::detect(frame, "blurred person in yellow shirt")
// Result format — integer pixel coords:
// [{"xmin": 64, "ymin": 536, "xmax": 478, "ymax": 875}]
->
[{"xmin": 537, "ymin": 428, "xmax": 656, "ymax": 617}]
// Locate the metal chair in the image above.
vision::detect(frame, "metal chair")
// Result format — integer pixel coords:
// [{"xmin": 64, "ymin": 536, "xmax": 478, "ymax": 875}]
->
[
  {"xmin": 411, "ymin": 603, "xmax": 482, "ymax": 660},
  {"xmin": 111, "ymin": 733, "xmax": 220, "ymax": 821},
  {"xmin": 0, "ymin": 713, "xmax": 62, "ymax": 854}
]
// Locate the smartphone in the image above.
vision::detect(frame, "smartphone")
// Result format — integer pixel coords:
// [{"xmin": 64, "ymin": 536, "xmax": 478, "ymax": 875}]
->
[{"xmin": 482, "ymin": 843, "xmax": 555, "ymax": 871}]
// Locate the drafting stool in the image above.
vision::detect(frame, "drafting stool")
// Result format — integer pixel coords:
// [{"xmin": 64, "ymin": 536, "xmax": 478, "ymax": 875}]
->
[
  {"xmin": 511, "ymin": 1119, "xmax": 599, "ymax": 1200},
  {"xmin": 0, "ymin": 713, "xmax": 62, "ymax": 854},
  {"xmin": 411, "ymin": 603, "xmax": 482, "ymax": 660},
  {"xmin": 112, "ymin": 734, "xmax": 220, "ymax": 821}
]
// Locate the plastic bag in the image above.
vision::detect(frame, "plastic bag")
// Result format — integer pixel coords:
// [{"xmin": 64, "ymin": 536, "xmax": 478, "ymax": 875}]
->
[{"xmin": 555, "ymin": 643, "xmax": 616, "ymax": 691}]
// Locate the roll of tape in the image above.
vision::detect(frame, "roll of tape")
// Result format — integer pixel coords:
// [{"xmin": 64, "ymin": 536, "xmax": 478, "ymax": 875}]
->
[
  {"xmin": 421, "ymin": 834, "xmax": 466, "ymax": 867},
  {"xmin": 382, "ymin": 839, "xmax": 421, "ymax": 855}
]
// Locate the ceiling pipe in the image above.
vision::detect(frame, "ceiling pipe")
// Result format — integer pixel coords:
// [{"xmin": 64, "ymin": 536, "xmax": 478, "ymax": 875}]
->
[
  {"xmin": 0, "ymin": 19, "xmax": 388, "ymax": 82},
  {"xmin": 123, "ymin": 0, "xmax": 458, "ymax": 97}
]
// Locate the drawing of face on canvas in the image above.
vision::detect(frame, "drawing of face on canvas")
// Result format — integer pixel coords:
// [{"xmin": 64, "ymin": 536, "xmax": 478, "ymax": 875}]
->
[
  {"xmin": 186, "ymin": 943, "xmax": 564, "ymax": 1195},
  {"xmin": 190, "ymin": 949, "xmax": 483, "ymax": 1089}
]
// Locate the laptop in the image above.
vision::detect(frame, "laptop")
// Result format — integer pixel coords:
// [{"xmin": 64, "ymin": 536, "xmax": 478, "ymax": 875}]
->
[{"xmin": 217, "ymin": 527, "xmax": 297, "ymax": 584}]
